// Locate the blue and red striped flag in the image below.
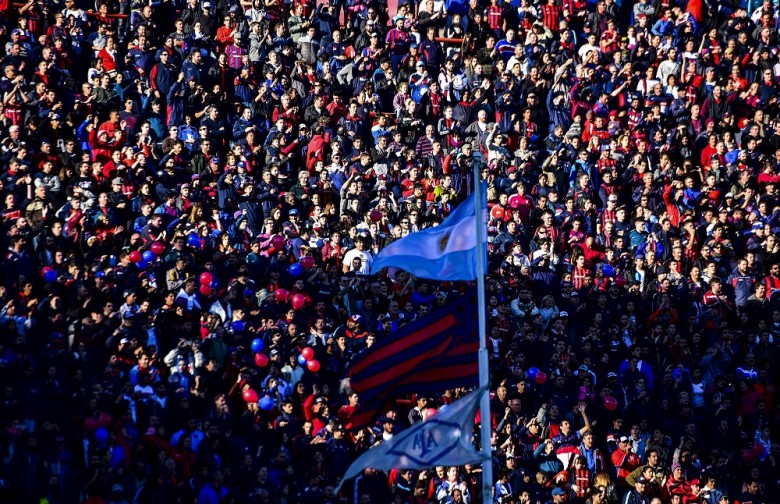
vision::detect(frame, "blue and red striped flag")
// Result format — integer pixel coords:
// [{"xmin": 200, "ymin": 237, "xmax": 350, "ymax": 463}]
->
[{"xmin": 348, "ymin": 291, "xmax": 480, "ymax": 431}]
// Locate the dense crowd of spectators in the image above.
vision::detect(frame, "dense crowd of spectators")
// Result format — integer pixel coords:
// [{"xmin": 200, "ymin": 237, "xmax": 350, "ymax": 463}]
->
[{"xmin": 0, "ymin": 0, "xmax": 779, "ymax": 503}]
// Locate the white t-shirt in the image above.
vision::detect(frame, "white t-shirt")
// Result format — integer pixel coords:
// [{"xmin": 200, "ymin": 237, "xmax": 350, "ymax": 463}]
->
[{"xmin": 342, "ymin": 248, "xmax": 373, "ymax": 275}]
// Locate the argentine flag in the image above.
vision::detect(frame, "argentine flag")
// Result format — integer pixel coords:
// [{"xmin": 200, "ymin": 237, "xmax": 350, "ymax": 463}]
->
[{"xmin": 370, "ymin": 185, "xmax": 487, "ymax": 281}]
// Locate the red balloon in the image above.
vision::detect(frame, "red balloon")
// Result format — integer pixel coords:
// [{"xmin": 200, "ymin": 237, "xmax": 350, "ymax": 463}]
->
[
  {"xmin": 84, "ymin": 417, "xmax": 97, "ymax": 431},
  {"xmin": 242, "ymin": 389, "xmax": 259, "ymax": 403},
  {"xmin": 369, "ymin": 210, "xmax": 382, "ymax": 222},
  {"xmin": 254, "ymin": 353, "xmax": 269, "ymax": 368},
  {"xmin": 128, "ymin": 251, "xmax": 142, "ymax": 263},
  {"xmin": 199, "ymin": 272, "xmax": 213, "ymax": 286},
  {"xmin": 291, "ymin": 293, "xmax": 306, "ymax": 310},
  {"xmin": 275, "ymin": 288, "xmax": 289, "ymax": 302},
  {"xmin": 199, "ymin": 284, "xmax": 213, "ymax": 296},
  {"xmin": 150, "ymin": 241, "xmax": 165, "ymax": 256},
  {"xmin": 266, "ymin": 246, "xmax": 276, "ymax": 255},
  {"xmin": 300, "ymin": 256, "xmax": 315, "ymax": 270},
  {"xmin": 301, "ymin": 347, "xmax": 315, "ymax": 360},
  {"xmin": 271, "ymin": 235, "xmax": 286, "ymax": 251},
  {"xmin": 41, "ymin": 266, "xmax": 53, "ymax": 277},
  {"xmin": 534, "ymin": 371, "xmax": 547, "ymax": 384},
  {"xmin": 423, "ymin": 408, "xmax": 438, "ymax": 419},
  {"xmin": 306, "ymin": 359, "xmax": 320, "ymax": 372},
  {"xmin": 614, "ymin": 274, "xmax": 627, "ymax": 288},
  {"xmin": 603, "ymin": 396, "xmax": 618, "ymax": 411}
]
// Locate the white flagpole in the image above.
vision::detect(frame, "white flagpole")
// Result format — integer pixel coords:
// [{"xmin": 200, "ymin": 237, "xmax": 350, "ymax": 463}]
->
[{"xmin": 472, "ymin": 163, "xmax": 492, "ymax": 504}]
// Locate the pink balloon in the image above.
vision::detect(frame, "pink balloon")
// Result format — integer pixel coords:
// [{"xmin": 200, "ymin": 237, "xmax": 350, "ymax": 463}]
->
[
  {"xmin": 603, "ymin": 396, "xmax": 618, "ymax": 411},
  {"xmin": 199, "ymin": 284, "xmax": 213, "ymax": 296},
  {"xmin": 199, "ymin": 272, "xmax": 213, "ymax": 286},
  {"xmin": 291, "ymin": 293, "xmax": 305, "ymax": 310},
  {"xmin": 242, "ymin": 389, "xmax": 259, "ymax": 403},
  {"xmin": 534, "ymin": 371, "xmax": 547, "ymax": 384},
  {"xmin": 275, "ymin": 288, "xmax": 289, "ymax": 302},
  {"xmin": 271, "ymin": 235, "xmax": 286, "ymax": 251},
  {"xmin": 41, "ymin": 266, "xmax": 53, "ymax": 277},
  {"xmin": 423, "ymin": 408, "xmax": 438, "ymax": 419},
  {"xmin": 306, "ymin": 359, "xmax": 320, "ymax": 372},
  {"xmin": 254, "ymin": 353, "xmax": 269, "ymax": 368},
  {"xmin": 301, "ymin": 346, "xmax": 315, "ymax": 360},
  {"xmin": 614, "ymin": 274, "xmax": 627, "ymax": 288},
  {"xmin": 300, "ymin": 256, "xmax": 315, "ymax": 270}
]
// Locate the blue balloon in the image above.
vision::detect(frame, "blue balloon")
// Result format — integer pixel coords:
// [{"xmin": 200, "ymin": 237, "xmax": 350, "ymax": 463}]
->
[
  {"xmin": 527, "ymin": 367, "xmax": 539, "ymax": 379},
  {"xmin": 136, "ymin": 260, "xmax": 148, "ymax": 269},
  {"xmin": 251, "ymin": 338, "xmax": 264, "ymax": 353},
  {"xmin": 142, "ymin": 250, "xmax": 155, "ymax": 263},
  {"xmin": 232, "ymin": 320, "xmax": 245, "ymax": 332},
  {"xmin": 298, "ymin": 354, "xmax": 308, "ymax": 365},
  {"xmin": 210, "ymin": 279, "xmax": 220, "ymax": 289},
  {"xmin": 94, "ymin": 427, "xmax": 108, "ymax": 446},
  {"xmin": 288, "ymin": 263, "xmax": 303, "ymax": 277},
  {"xmin": 187, "ymin": 234, "xmax": 201, "ymax": 247},
  {"xmin": 602, "ymin": 264, "xmax": 615, "ymax": 278},
  {"xmin": 108, "ymin": 255, "xmax": 117, "ymax": 266},
  {"xmin": 259, "ymin": 396, "xmax": 274, "ymax": 411},
  {"xmin": 43, "ymin": 269, "xmax": 58, "ymax": 283}
]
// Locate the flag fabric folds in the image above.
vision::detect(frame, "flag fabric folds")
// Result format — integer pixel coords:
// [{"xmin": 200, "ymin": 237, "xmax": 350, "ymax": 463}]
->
[
  {"xmin": 348, "ymin": 291, "xmax": 480, "ymax": 432},
  {"xmin": 369, "ymin": 184, "xmax": 487, "ymax": 280},
  {"xmin": 335, "ymin": 387, "xmax": 489, "ymax": 492}
]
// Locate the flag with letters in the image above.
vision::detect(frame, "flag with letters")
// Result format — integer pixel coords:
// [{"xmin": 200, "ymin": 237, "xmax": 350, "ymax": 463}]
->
[
  {"xmin": 348, "ymin": 290, "xmax": 480, "ymax": 432},
  {"xmin": 369, "ymin": 184, "xmax": 487, "ymax": 281},
  {"xmin": 335, "ymin": 387, "xmax": 488, "ymax": 492}
]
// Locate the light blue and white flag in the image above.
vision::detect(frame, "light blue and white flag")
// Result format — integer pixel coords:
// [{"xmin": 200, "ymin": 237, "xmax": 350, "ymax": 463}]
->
[
  {"xmin": 370, "ymin": 185, "xmax": 487, "ymax": 281},
  {"xmin": 335, "ymin": 387, "xmax": 488, "ymax": 493}
]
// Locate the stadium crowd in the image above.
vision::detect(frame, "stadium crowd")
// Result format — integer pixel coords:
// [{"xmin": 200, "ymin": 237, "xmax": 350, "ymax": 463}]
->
[{"xmin": 0, "ymin": 0, "xmax": 779, "ymax": 502}]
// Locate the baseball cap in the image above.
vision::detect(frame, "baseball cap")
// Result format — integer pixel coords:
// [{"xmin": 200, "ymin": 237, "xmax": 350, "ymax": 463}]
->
[
  {"xmin": 608, "ymin": 194, "xmax": 618, "ymax": 202},
  {"xmin": 349, "ymin": 314, "xmax": 362, "ymax": 324},
  {"xmin": 619, "ymin": 436, "xmax": 629, "ymax": 443},
  {"xmin": 559, "ymin": 311, "xmax": 569, "ymax": 318},
  {"xmin": 607, "ymin": 372, "xmax": 617, "ymax": 379},
  {"xmin": 552, "ymin": 487, "xmax": 566, "ymax": 496},
  {"xmin": 289, "ymin": 209, "xmax": 299, "ymax": 215}
]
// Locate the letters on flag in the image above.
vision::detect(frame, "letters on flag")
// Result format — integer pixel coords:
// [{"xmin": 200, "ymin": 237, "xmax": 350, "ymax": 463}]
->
[{"xmin": 335, "ymin": 387, "xmax": 489, "ymax": 492}]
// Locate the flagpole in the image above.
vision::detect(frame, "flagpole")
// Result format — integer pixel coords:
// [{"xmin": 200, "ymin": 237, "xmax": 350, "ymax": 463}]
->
[{"xmin": 472, "ymin": 163, "xmax": 492, "ymax": 503}]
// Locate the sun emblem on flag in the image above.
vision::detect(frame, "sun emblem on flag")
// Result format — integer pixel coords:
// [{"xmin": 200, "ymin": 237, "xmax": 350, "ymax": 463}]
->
[{"xmin": 438, "ymin": 231, "xmax": 451, "ymax": 253}]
